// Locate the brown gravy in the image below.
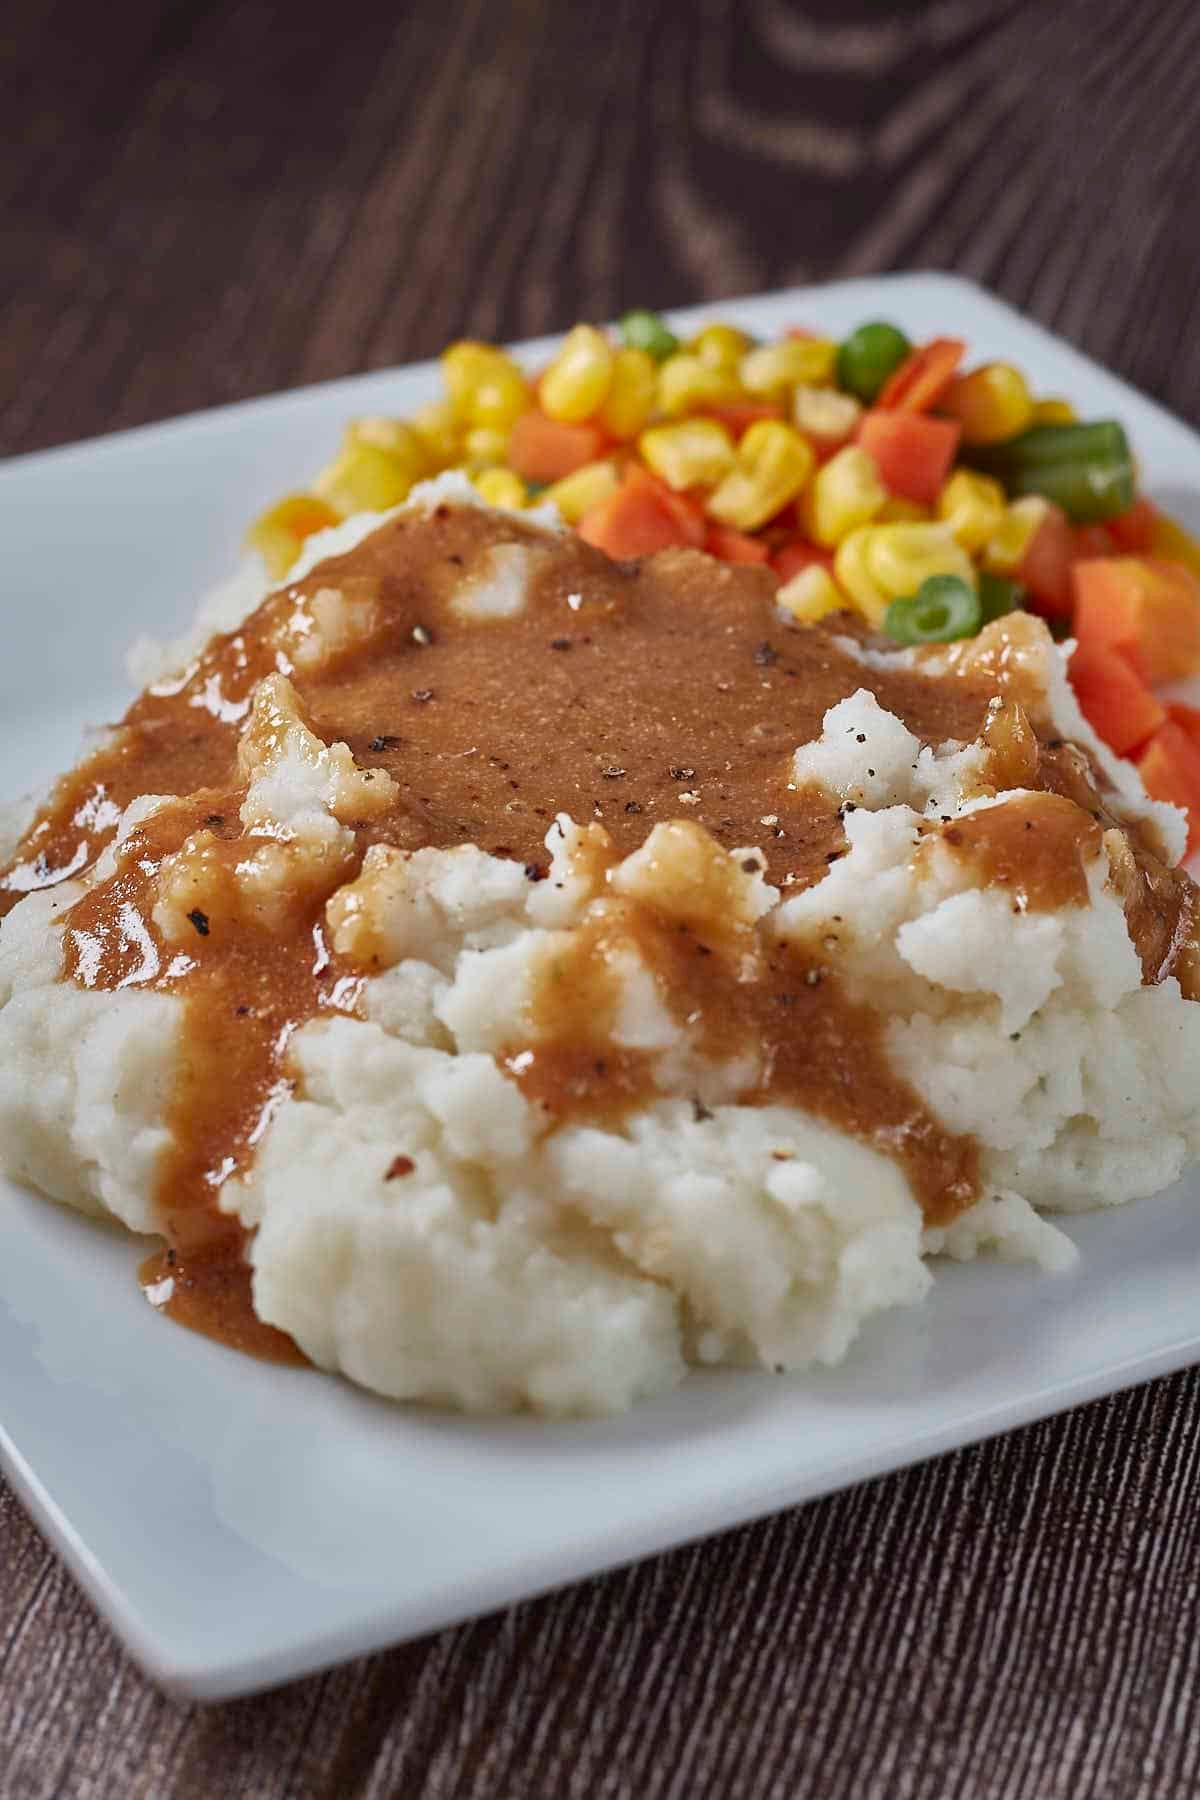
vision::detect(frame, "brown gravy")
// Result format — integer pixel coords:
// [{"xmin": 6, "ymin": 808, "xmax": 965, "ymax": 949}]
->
[
  {"xmin": 509, "ymin": 886, "xmax": 980, "ymax": 1227},
  {"xmin": 931, "ymin": 791, "xmax": 1102, "ymax": 912},
  {"xmin": 138, "ymin": 1245, "xmax": 306, "ymax": 1364},
  {"xmin": 2, "ymin": 503, "xmax": 1195, "ymax": 1355}
]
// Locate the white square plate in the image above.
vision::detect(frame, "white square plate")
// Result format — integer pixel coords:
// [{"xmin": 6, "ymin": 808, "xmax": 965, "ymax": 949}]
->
[{"xmin": 3, "ymin": 274, "xmax": 1200, "ymax": 1703}]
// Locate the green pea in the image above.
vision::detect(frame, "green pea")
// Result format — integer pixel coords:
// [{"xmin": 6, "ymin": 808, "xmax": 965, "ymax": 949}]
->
[
  {"xmin": 885, "ymin": 575, "xmax": 982, "ymax": 646},
  {"xmin": 835, "ymin": 321, "xmax": 912, "ymax": 404},
  {"xmin": 619, "ymin": 309, "xmax": 680, "ymax": 362}
]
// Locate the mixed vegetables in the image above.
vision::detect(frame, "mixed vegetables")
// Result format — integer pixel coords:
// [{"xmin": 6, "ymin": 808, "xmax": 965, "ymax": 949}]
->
[{"xmin": 248, "ymin": 311, "xmax": 1200, "ymax": 847}]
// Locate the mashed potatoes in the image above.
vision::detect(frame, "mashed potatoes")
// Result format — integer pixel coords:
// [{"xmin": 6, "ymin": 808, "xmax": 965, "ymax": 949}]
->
[{"xmin": 2, "ymin": 475, "xmax": 1198, "ymax": 1415}]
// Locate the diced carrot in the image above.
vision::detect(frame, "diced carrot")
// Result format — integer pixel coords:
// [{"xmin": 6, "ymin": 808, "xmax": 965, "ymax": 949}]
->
[
  {"xmin": 856, "ymin": 410, "xmax": 960, "ymax": 505},
  {"xmin": 701, "ymin": 402, "xmax": 784, "ymax": 437},
  {"xmin": 1072, "ymin": 524, "xmax": 1116, "ymax": 558},
  {"xmin": 1068, "ymin": 642, "xmax": 1166, "ymax": 756},
  {"xmin": 1106, "ymin": 497, "xmax": 1157, "ymax": 554},
  {"xmin": 785, "ymin": 326, "xmax": 818, "ymax": 340},
  {"xmin": 876, "ymin": 337, "xmax": 966, "ymax": 412},
  {"xmin": 1168, "ymin": 702, "xmax": 1200, "ymax": 752},
  {"xmin": 1018, "ymin": 502, "xmax": 1076, "ymax": 620},
  {"xmin": 705, "ymin": 524, "xmax": 770, "ymax": 564},
  {"xmin": 578, "ymin": 466, "xmax": 705, "ymax": 559},
  {"xmin": 1137, "ymin": 721, "xmax": 1200, "ymax": 852},
  {"xmin": 661, "ymin": 482, "xmax": 708, "ymax": 546},
  {"xmin": 1072, "ymin": 557, "xmax": 1200, "ymax": 685},
  {"xmin": 770, "ymin": 539, "xmax": 835, "ymax": 583},
  {"xmin": 1165, "ymin": 702, "xmax": 1200, "ymax": 759},
  {"xmin": 508, "ymin": 410, "xmax": 608, "ymax": 483}
]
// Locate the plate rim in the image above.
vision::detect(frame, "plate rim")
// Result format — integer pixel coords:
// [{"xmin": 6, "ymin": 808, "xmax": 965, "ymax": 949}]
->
[{"xmin": 4, "ymin": 267, "xmax": 1200, "ymax": 1702}]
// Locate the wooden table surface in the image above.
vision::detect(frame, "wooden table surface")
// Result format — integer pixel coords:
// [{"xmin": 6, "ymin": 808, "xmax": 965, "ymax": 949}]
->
[{"xmin": 5, "ymin": 1, "xmax": 1200, "ymax": 1794}]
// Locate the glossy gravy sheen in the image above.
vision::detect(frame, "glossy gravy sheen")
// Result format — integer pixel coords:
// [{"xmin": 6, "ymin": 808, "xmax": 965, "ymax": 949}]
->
[
  {"xmin": 2, "ymin": 504, "xmax": 1193, "ymax": 1355},
  {"xmin": 511, "ymin": 888, "xmax": 981, "ymax": 1223}
]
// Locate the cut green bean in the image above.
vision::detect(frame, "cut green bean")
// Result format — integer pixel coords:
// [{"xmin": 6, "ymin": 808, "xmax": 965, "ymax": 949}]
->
[
  {"xmin": 978, "ymin": 572, "xmax": 1026, "ymax": 623},
  {"xmin": 964, "ymin": 421, "xmax": 1135, "ymax": 523}
]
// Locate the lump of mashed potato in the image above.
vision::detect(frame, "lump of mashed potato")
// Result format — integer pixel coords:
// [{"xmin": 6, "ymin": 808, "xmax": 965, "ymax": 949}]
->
[{"xmin": 1, "ymin": 474, "xmax": 1198, "ymax": 1415}]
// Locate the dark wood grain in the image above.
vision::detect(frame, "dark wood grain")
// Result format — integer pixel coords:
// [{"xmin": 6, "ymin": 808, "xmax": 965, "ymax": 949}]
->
[{"xmin": 5, "ymin": 0, "xmax": 1200, "ymax": 1794}]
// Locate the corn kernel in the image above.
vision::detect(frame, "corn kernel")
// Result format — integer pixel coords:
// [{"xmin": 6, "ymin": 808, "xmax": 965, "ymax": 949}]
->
[
  {"xmin": 740, "ymin": 338, "xmax": 837, "ymax": 396},
  {"xmin": 441, "ymin": 341, "xmax": 491, "ymax": 416},
  {"xmin": 342, "ymin": 418, "xmax": 428, "ymax": 494},
  {"xmin": 349, "ymin": 417, "xmax": 429, "ymax": 473},
  {"xmin": 799, "ymin": 445, "xmax": 888, "ymax": 547},
  {"xmin": 865, "ymin": 522, "xmax": 976, "ymax": 603},
  {"xmin": 411, "ymin": 400, "xmax": 462, "ymax": 470},
  {"xmin": 464, "ymin": 425, "xmax": 511, "ymax": 466},
  {"xmin": 1149, "ymin": 510, "xmax": 1200, "ymax": 577},
  {"xmin": 314, "ymin": 439, "xmax": 419, "ymax": 517},
  {"xmin": 689, "ymin": 323, "xmax": 755, "ymax": 371},
  {"xmin": 544, "ymin": 459, "xmax": 620, "ymax": 523},
  {"xmin": 473, "ymin": 368, "xmax": 534, "ymax": 431},
  {"xmin": 1032, "ymin": 397, "xmax": 1077, "ymax": 426},
  {"xmin": 656, "ymin": 353, "xmax": 743, "ymax": 417},
  {"xmin": 936, "ymin": 469, "xmax": 1006, "ymax": 551},
  {"xmin": 598, "ymin": 348, "xmax": 658, "ymax": 438},
  {"xmin": 833, "ymin": 523, "xmax": 974, "ymax": 627},
  {"xmin": 797, "ymin": 337, "xmax": 837, "ymax": 384},
  {"xmin": 707, "ymin": 420, "xmax": 815, "ymax": 532},
  {"xmin": 639, "ymin": 419, "xmax": 736, "ymax": 491},
  {"xmin": 792, "ymin": 384, "xmax": 861, "ymax": 445},
  {"xmin": 776, "ymin": 564, "xmax": 845, "ymax": 623},
  {"xmin": 833, "ymin": 529, "xmax": 889, "ymax": 623},
  {"xmin": 983, "ymin": 496, "xmax": 1051, "ymax": 575},
  {"xmin": 877, "ymin": 497, "xmax": 932, "ymax": 524},
  {"xmin": 473, "ymin": 467, "xmax": 528, "ymax": 510},
  {"xmin": 441, "ymin": 341, "xmax": 532, "ymax": 430},
  {"xmin": 246, "ymin": 493, "xmax": 341, "ymax": 580},
  {"xmin": 539, "ymin": 324, "xmax": 614, "ymax": 423},
  {"xmin": 940, "ymin": 363, "xmax": 1034, "ymax": 445}
]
